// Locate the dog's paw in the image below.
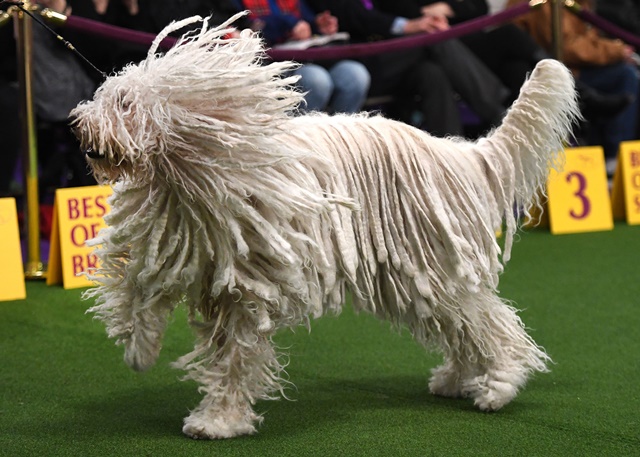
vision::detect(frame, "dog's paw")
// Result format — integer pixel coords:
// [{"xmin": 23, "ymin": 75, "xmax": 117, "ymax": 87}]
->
[
  {"xmin": 461, "ymin": 375, "xmax": 518, "ymax": 411},
  {"xmin": 428, "ymin": 363, "xmax": 463, "ymax": 398},
  {"xmin": 183, "ymin": 411, "xmax": 258, "ymax": 439}
]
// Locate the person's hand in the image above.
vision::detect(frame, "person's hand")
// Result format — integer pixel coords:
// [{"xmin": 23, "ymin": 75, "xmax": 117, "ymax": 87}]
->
[
  {"xmin": 38, "ymin": 0, "xmax": 71, "ymax": 14},
  {"xmin": 622, "ymin": 44, "xmax": 636, "ymax": 63},
  {"xmin": 404, "ymin": 15, "xmax": 449, "ymax": 35},
  {"xmin": 290, "ymin": 20, "xmax": 312, "ymax": 41},
  {"xmin": 92, "ymin": 0, "xmax": 108, "ymax": 14},
  {"xmin": 315, "ymin": 10, "xmax": 338, "ymax": 35},
  {"xmin": 427, "ymin": 15, "xmax": 449, "ymax": 32},
  {"xmin": 421, "ymin": 2, "xmax": 454, "ymax": 18},
  {"xmin": 92, "ymin": 0, "xmax": 138, "ymax": 15},
  {"xmin": 121, "ymin": 0, "xmax": 138, "ymax": 15}
]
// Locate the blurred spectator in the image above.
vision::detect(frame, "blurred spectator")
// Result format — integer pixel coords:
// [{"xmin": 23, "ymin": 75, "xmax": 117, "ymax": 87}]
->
[
  {"xmin": 307, "ymin": 0, "xmax": 510, "ymax": 135},
  {"xmin": 45, "ymin": 0, "xmax": 141, "ymax": 81},
  {"xmin": 0, "ymin": 0, "xmax": 257, "ymax": 197},
  {"xmin": 0, "ymin": 24, "xmax": 19, "ymax": 197},
  {"xmin": 132, "ymin": 0, "xmax": 249, "ymax": 35},
  {"xmin": 237, "ymin": 0, "xmax": 371, "ymax": 113},
  {"xmin": 0, "ymin": 0, "xmax": 103, "ymax": 196},
  {"xmin": 508, "ymin": 0, "xmax": 639, "ymax": 168},
  {"xmin": 486, "ymin": 0, "xmax": 507, "ymax": 14},
  {"xmin": 33, "ymin": 2, "xmax": 95, "ymax": 125},
  {"xmin": 0, "ymin": 0, "xmax": 151, "ymax": 195},
  {"xmin": 0, "ymin": 82, "xmax": 19, "ymax": 197},
  {"xmin": 31, "ymin": 0, "xmax": 110, "ymax": 190},
  {"xmin": 377, "ymin": 0, "xmax": 634, "ymax": 118},
  {"xmin": 596, "ymin": 0, "xmax": 640, "ymax": 34},
  {"xmin": 376, "ymin": 0, "xmax": 538, "ymax": 104}
]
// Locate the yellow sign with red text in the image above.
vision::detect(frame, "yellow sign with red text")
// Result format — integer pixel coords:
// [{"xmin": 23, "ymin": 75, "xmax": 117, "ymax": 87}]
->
[
  {"xmin": 0, "ymin": 198, "xmax": 26, "ymax": 301},
  {"xmin": 47, "ymin": 185, "xmax": 112, "ymax": 289},
  {"xmin": 611, "ymin": 141, "xmax": 640, "ymax": 225},
  {"xmin": 547, "ymin": 146, "xmax": 613, "ymax": 235}
]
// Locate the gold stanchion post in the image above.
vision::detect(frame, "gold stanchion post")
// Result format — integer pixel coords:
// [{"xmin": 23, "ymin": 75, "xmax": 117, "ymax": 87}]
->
[
  {"xmin": 13, "ymin": 1, "xmax": 47, "ymax": 279},
  {"xmin": 551, "ymin": 0, "xmax": 563, "ymax": 61}
]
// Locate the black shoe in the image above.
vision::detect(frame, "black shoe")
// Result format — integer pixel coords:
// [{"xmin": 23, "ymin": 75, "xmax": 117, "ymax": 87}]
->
[{"xmin": 580, "ymin": 90, "xmax": 634, "ymax": 119}]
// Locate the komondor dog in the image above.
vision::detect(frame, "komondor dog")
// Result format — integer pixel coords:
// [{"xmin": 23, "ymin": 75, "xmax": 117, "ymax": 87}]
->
[{"xmin": 71, "ymin": 14, "xmax": 579, "ymax": 439}]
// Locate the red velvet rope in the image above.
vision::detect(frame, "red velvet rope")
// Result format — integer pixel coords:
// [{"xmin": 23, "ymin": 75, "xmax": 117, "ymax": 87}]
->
[
  {"xmin": 268, "ymin": 2, "xmax": 531, "ymax": 61},
  {"xmin": 64, "ymin": 2, "xmax": 531, "ymax": 62},
  {"xmin": 65, "ymin": 15, "xmax": 179, "ymax": 50}
]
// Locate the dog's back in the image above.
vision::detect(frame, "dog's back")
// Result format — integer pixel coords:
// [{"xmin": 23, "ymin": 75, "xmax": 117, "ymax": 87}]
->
[{"xmin": 281, "ymin": 59, "xmax": 579, "ymax": 319}]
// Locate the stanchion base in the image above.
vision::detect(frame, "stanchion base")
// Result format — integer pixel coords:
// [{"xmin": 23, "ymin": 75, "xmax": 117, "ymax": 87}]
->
[{"xmin": 24, "ymin": 261, "xmax": 47, "ymax": 280}]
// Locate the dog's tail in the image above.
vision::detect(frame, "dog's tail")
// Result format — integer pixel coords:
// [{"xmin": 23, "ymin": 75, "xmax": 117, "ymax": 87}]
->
[{"xmin": 476, "ymin": 58, "xmax": 581, "ymax": 259}]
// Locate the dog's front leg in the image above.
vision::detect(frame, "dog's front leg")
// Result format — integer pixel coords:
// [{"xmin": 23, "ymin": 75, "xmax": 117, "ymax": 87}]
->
[
  {"xmin": 88, "ymin": 279, "xmax": 178, "ymax": 372},
  {"xmin": 177, "ymin": 304, "xmax": 284, "ymax": 439},
  {"xmin": 122, "ymin": 292, "xmax": 178, "ymax": 372}
]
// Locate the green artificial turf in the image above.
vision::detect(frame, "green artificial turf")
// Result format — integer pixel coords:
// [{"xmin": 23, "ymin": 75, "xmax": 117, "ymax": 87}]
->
[{"xmin": 1, "ymin": 225, "xmax": 639, "ymax": 456}]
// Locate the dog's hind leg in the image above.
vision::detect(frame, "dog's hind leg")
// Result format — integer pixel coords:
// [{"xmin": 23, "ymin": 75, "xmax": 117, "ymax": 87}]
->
[
  {"xmin": 427, "ymin": 291, "xmax": 550, "ymax": 411},
  {"xmin": 175, "ymin": 302, "xmax": 284, "ymax": 439},
  {"xmin": 401, "ymin": 310, "xmax": 468, "ymax": 400}
]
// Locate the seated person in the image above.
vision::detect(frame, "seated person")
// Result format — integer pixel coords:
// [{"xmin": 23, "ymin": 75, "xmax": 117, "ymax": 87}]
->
[
  {"xmin": 307, "ymin": 0, "xmax": 511, "ymax": 135},
  {"xmin": 508, "ymin": 0, "xmax": 639, "ymax": 167},
  {"xmin": 238, "ymin": 0, "xmax": 371, "ymax": 113}
]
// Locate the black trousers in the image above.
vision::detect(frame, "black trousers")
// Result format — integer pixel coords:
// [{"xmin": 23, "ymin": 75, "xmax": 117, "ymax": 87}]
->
[
  {"xmin": 460, "ymin": 24, "xmax": 545, "ymax": 105},
  {"xmin": 426, "ymin": 38, "xmax": 509, "ymax": 125},
  {"xmin": 0, "ymin": 83, "xmax": 20, "ymax": 196},
  {"xmin": 362, "ymin": 48, "xmax": 463, "ymax": 137}
]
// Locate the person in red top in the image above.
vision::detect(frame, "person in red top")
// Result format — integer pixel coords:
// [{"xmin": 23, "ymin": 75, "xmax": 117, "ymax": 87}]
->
[{"xmin": 238, "ymin": 0, "xmax": 371, "ymax": 113}]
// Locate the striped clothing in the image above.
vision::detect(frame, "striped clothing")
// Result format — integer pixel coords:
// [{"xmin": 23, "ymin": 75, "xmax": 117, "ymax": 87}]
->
[
  {"xmin": 243, "ymin": 0, "xmax": 301, "ymax": 19},
  {"xmin": 238, "ymin": 0, "xmax": 317, "ymax": 44}
]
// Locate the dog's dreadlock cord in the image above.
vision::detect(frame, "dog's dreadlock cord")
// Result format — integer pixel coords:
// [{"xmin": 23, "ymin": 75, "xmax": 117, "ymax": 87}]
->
[{"xmin": 1, "ymin": 0, "xmax": 106, "ymax": 79}]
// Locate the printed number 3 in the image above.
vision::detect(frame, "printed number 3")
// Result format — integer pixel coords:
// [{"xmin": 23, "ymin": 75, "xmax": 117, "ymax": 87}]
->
[{"xmin": 566, "ymin": 171, "xmax": 591, "ymax": 219}]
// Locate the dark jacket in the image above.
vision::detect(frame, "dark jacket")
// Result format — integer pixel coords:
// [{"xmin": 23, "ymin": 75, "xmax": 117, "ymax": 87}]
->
[
  {"xmin": 305, "ymin": 0, "xmax": 397, "ymax": 41},
  {"xmin": 375, "ymin": 0, "xmax": 488, "ymax": 24},
  {"xmin": 596, "ymin": 0, "xmax": 640, "ymax": 34}
]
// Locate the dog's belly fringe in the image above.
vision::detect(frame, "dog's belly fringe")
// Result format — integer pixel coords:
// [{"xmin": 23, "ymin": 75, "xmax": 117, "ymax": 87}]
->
[{"xmin": 85, "ymin": 113, "xmax": 545, "ymax": 363}]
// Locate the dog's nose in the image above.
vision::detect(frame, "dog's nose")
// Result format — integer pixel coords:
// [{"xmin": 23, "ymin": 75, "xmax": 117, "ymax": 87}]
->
[{"xmin": 85, "ymin": 147, "xmax": 104, "ymax": 160}]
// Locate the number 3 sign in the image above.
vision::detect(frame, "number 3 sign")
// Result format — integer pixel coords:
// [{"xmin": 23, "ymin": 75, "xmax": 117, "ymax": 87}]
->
[{"xmin": 547, "ymin": 146, "xmax": 614, "ymax": 235}]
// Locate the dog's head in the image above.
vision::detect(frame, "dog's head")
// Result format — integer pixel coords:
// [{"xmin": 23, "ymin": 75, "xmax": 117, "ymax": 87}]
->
[{"xmin": 71, "ymin": 13, "xmax": 302, "ymax": 185}]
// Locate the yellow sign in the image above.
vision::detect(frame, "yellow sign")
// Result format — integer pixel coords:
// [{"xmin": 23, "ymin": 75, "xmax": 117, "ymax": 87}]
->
[
  {"xmin": 547, "ymin": 146, "xmax": 613, "ymax": 235},
  {"xmin": 610, "ymin": 141, "xmax": 640, "ymax": 225},
  {"xmin": 0, "ymin": 198, "xmax": 26, "ymax": 301},
  {"xmin": 47, "ymin": 185, "xmax": 112, "ymax": 289}
]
